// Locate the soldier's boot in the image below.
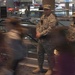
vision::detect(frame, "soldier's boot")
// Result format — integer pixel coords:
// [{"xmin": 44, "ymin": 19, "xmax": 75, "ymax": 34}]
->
[
  {"xmin": 32, "ymin": 67, "xmax": 46, "ymax": 73},
  {"xmin": 45, "ymin": 69, "xmax": 52, "ymax": 75}
]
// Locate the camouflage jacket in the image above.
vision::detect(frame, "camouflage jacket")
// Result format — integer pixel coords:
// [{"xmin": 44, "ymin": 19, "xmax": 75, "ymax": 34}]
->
[
  {"xmin": 66, "ymin": 22, "xmax": 75, "ymax": 42},
  {"xmin": 36, "ymin": 13, "xmax": 57, "ymax": 37}
]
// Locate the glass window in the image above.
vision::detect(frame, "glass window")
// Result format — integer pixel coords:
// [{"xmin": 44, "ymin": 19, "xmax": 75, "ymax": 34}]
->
[
  {"xmin": 55, "ymin": 0, "xmax": 74, "ymax": 17},
  {"xmin": 29, "ymin": 11, "xmax": 39, "ymax": 17}
]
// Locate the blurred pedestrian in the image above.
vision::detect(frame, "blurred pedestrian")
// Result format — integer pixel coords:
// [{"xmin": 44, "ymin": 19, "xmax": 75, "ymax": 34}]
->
[
  {"xmin": 0, "ymin": 31, "xmax": 13, "ymax": 75},
  {"xmin": 4, "ymin": 17, "xmax": 27, "ymax": 74},
  {"xmin": 32, "ymin": 4, "xmax": 57, "ymax": 75},
  {"xmin": 25, "ymin": 7, "xmax": 30, "ymax": 17}
]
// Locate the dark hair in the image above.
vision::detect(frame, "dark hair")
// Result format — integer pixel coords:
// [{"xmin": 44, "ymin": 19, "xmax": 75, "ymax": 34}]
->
[
  {"xmin": 5, "ymin": 17, "xmax": 28, "ymax": 36},
  {"xmin": 6, "ymin": 17, "xmax": 20, "ymax": 25}
]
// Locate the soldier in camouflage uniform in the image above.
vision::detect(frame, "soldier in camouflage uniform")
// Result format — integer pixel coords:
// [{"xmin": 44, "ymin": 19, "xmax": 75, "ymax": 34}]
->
[
  {"xmin": 32, "ymin": 4, "xmax": 57, "ymax": 75},
  {"xmin": 66, "ymin": 12, "xmax": 75, "ymax": 42},
  {"xmin": 66, "ymin": 12, "xmax": 75, "ymax": 56}
]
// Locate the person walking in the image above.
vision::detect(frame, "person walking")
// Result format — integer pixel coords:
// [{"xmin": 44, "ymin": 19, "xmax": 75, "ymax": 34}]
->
[
  {"xmin": 4, "ymin": 17, "xmax": 27, "ymax": 74},
  {"xmin": 32, "ymin": 4, "xmax": 57, "ymax": 75},
  {"xmin": 0, "ymin": 30, "xmax": 13, "ymax": 75}
]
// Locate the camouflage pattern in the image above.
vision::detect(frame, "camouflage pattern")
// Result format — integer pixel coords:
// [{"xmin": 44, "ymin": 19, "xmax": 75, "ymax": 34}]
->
[
  {"xmin": 43, "ymin": 4, "xmax": 51, "ymax": 9},
  {"xmin": 36, "ymin": 13, "xmax": 57, "ymax": 36},
  {"xmin": 36, "ymin": 13, "xmax": 57, "ymax": 69},
  {"xmin": 66, "ymin": 22, "xmax": 75, "ymax": 42}
]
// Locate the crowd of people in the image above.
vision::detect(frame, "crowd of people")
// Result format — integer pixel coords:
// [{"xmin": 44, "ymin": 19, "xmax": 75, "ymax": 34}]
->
[{"xmin": 0, "ymin": 4, "xmax": 75, "ymax": 75}]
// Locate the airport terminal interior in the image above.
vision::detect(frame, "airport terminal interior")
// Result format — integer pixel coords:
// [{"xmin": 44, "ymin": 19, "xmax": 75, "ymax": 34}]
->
[{"xmin": 0, "ymin": 0, "xmax": 75, "ymax": 75}]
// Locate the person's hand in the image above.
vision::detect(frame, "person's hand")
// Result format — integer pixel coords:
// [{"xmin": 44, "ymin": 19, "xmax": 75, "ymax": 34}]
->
[{"xmin": 36, "ymin": 32, "xmax": 41, "ymax": 38}]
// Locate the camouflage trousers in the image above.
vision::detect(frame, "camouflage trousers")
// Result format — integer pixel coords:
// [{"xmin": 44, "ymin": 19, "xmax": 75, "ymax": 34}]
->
[{"xmin": 37, "ymin": 40, "xmax": 55, "ymax": 70}]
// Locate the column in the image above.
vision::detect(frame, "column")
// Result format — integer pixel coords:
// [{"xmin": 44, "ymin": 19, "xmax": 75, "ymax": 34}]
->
[{"xmin": 65, "ymin": 2, "xmax": 69, "ymax": 16}]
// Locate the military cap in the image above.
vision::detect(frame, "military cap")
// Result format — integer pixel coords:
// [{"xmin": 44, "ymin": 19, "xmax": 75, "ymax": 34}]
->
[
  {"xmin": 43, "ymin": 4, "xmax": 51, "ymax": 9},
  {"xmin": 72, "ymin": 12, "xmax": 75, "ymax": 17}
]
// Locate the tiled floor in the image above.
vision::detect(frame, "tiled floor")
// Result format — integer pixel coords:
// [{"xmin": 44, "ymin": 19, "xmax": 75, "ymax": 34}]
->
[
  {"xmin": 15, "ymin": 55, "xmax": 75, "ymax": 75},
  {"xmin": 16, "ymin": 65, "xmax": 46, "ymax": 75}
]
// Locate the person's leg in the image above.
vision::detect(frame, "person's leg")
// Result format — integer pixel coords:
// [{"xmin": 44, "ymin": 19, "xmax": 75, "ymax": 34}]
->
[
  {"xmin": 32, "ymin": 42, "xmax": 45, "ymax": 73},
  {"xmin": 45, "ymin": 47, "xmax": 55, "ymax": 75},
  {"xmin": 38, "ymin": 43, "xmax": 45, "ymax": 69}
]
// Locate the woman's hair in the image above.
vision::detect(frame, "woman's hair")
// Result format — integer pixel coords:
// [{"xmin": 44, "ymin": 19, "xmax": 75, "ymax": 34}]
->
[
  {"xmin": 5, "ymin": 17, "xmax": 24, "ymax": 33},
  {"xmin": 5, "ymin": 17, "xmax": 21, "ymax": 26},
  {"xmin": 5, "ymin": 17, "xmax": 28, "ymax": 38}
]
